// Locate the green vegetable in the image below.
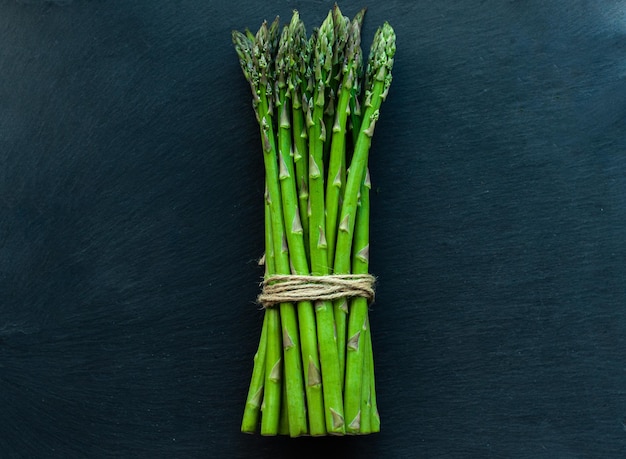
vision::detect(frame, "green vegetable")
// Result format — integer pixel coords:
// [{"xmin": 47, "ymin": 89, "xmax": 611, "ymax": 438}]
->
[
  {"xmin": 331, "ymin": 22, "xmax": 395, "ymax": 424},
  {"xmin": 307, "ymin": 11, "xmax": 347, "ymax": 434},
  {"xmin": 275, "ymin": 18, "xmax": 326, "ymax": 436},
  {"xmin": 326, "ymin": 9, "xmax": 365, "ymax": 387},
  {"xmin": 344, "ymin": 168, "xmax": 374, "ymax": 433},
  {"xmin": 233, "ymin": 6, "xmax": 395, "ymax": 436}
]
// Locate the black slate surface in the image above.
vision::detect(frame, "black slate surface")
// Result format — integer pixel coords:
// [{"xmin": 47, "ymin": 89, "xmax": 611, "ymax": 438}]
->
[{"xmin": 1, "ymin": 0, "xmax": 625, "ymax": 457}]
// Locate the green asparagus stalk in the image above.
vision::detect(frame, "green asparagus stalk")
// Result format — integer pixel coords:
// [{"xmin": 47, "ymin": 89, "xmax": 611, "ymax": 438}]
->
[
  {"xmin": 261, "ymin": 289, "xmax": 283, "ymax": 435},
  {"xmin": 347, "ymin": 10, "xmax": 365, "ymax": 151},
  {"xmin": 308, "ymin": 11, "xmax": 346, "ymax": 434},
  {"xmin": 360, "ymin": 315, "xmax": 380, "ymax": 433},
  {"xmin": 344, "ymin": 168, "xmax": 371, "ymax": 433},
  {"xmin": 330, "ymin": 5, "xmax": 350, "ymax": 106},
  {"xmin": 241, "ymin": 187, "xmax": 274, "ymax": 434},
  {"xmin": 275, "ymin": 25, "xmax": 308, "ymax": 279},
  {"xmin": 278, "ymin": 362, "xmax": 290, "ymax": 435},
  {"xmin": 241, "ymin": 313, "xmax": 269, "ymax": 431},
  {"xmin": 240, "ymin": 310, "xmax": 268, "ymax": 433},
  {"xmin": 256, "ymin": 22, "xmax": 308, "ymax": 437},
  {"xmin": 333, "ymin": 23, "xmax": 394, "ymax": 432},
  {"xmin": 287, "ymin": 13, "xmax": 311, "ymax": 255},
  {"xmin": 233, "ymin": 21, "xmax": 308, "ymax": 437},
  {"xmin": 359, "ymin": 322, "xmax": 372, "ymax": 434},
  {"xmin": 326, "ymin": 9, "xmax": 364, "ymax": 269},
  {"xmin": 261, "ymin": 185, "xmax": 283, "ymax": 435},
  {"xmin": 367, "ymin": 317, "xmax": 381, "ymax": 433},
  {"xmin": 321, "ymin": 6, "xmax": 349, "ymax": 164},
  {"xmin": 325, "ymin": 11, "xmax": 365, "ymax": 386},
  {"xmin": 234, "ymin": 22, "xmax": 280, "ymax": 433},
  {"xmin": 276, "ymin": 19, "xmax": 326, "ymax": 436},
  {"xmin": 308, "ymin": 11, "xmax": 333, "ymax": 278},
  {"xmin": 332, "ymin": 21, "xmax": 395, "ymax": 287}
]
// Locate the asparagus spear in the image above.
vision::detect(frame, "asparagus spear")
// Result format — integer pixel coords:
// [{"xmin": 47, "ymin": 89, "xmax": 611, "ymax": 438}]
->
[
  {"xmin": 334, "ymin": 20, "xmax": 395, "ymax": 266},
  {"xmin": 287, "ymin": 13, "xmax": 311, "ymax": 257},
  {"xmin": 240, "ymin": 310, "xmax": 269, "ymax": 433},
  {"xmin": 325, "ymin": 10, "xmax": 365, "ymax": 386},
  {"xmin": 359, "ymin": 315, "xmax": 380, "ymax": 433},
  {"xmin": 262, "ymin": 276, "xmax": 283, "ymax": 435},
  {"xmin": 308, "ymin": 11, "xmax": 346, "ymax": 434},
  {"xmin": 234, "ymin": 25, "xmax": 280, "ymax": 433},
  {"xmin": 233, "ymin": 21, "xmax": 308, "ymax": 437},
  {"xmin": 367, "ymin": 316, "xmax": 381, "ymax": 433},
  {"xmin": 276, "ymin": 18, "xmax": 326, "ymax": 436},
  {"xmin": 278, "ymin": 362, "xmax": 290, "ymax": 435},
  {"xmin": 359, "ymin": 317, "xmax": 373, "ymax": 433},
  {"xmin": 241, "ymin": 187, "xmax": 274, "ymax": 434},
  {"xmin": 347, "ymin": 10, "xmax": 365, "ymax": 154},
  {"xmin": 332, "ymin": 21, "xmax": 395, "ymax": 308},
  {"xmin": 256, "ymin": 21, "xmax": 308, "ymax": 438},
  {"xmin": 326, "ymin": 8, "xmax": 363, "ymax": 268},
  {"xmin": 359, "ymin": 321, "xmax": 372, "ymax": 434},
  {"xmin": 344, "ymin": 168, "xmax": 372, "ymax": 433},
  {"xmin": 321, "ymin": 6, "xmax": 349, "ymax": 165}
]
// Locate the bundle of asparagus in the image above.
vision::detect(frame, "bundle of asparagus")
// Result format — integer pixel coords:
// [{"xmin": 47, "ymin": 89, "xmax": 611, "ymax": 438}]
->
[{"xmin": 233, "ymin": 5, "xmax": 395, "ymax": 437}]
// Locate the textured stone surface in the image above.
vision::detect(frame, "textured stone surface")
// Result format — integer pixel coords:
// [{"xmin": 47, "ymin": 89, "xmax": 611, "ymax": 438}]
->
[{"xmin": 1, "ymin": 0, "xmax": 625, "ymax": 457}]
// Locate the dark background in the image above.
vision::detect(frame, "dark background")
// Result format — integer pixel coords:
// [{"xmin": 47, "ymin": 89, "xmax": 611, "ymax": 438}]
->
[{"xmin": 1, "ymin": 0, "xmax": 625, "ymax": 457}]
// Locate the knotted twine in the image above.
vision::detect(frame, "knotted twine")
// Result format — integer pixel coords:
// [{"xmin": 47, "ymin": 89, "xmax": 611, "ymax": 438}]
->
[{"xmin": 257, "ymin": 273, "xmax": 376, "ymax": 308}]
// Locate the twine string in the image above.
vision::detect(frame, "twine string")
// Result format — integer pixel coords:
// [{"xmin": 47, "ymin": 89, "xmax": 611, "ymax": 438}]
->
[{"xmin": 257, "ymin": 274, "xmax": 376, "ymax": 308}]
